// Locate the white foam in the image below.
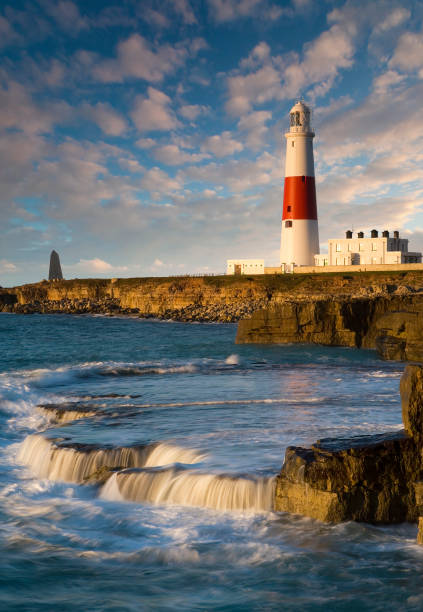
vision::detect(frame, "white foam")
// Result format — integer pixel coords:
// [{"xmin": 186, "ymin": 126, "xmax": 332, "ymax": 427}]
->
[
  {"xmin": 225, "ymin": 354, "xmax": 240, "ymax": 365},
  {"xmin": 17, "ymin": 435, "xmax": 205, "ymax": 483},
  {"xmin": 101, "ymin": 468, "xmax": 275, "ymax": 513}
]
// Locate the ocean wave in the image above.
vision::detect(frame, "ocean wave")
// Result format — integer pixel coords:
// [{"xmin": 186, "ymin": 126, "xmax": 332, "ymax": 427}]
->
[
  {"xmin": 7, "ymin": 358, "xmax": 244, "ymax": 389},
  {"xmin": 118, "ymin": 397, "xmax": 323, "ymax": 410}
]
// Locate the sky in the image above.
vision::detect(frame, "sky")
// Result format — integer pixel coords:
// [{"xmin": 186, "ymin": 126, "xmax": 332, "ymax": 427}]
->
[{"xmin": 1, "ymin": 0, "xmax": 423, "ymax": 285}]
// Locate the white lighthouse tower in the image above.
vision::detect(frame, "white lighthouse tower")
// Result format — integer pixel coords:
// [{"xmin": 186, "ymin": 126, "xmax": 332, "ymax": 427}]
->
[{"xmin": 280, "ymin": 101, "xmax": 319, "ymax": 270}]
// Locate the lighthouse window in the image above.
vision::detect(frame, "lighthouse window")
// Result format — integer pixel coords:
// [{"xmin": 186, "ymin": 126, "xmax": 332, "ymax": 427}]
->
[
  {"xmin": 285, "ymin": 220, "xmax": 292, "ymax": 228},
  {"xmin": 287, "ymin": 205, "xmax": 291, "ymax": 212},
  {"xmin": 295, "ymin": 112, "xmax": 301, "ymax": 126},
  {"xmin": 292, "ymin": 141, "xmax": 294, "ymax": 147},
  {"xmin": 290, "ymin": 113, "xmax": 295, "ymax": 127}
]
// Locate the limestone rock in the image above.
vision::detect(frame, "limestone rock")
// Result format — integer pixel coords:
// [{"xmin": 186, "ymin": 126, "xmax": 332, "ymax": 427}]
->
[
  {"xmin": 401, "ymin": 365, "xmax": 423, "ymax": 444},
  {"xmin": 275, "ymin": 365, "xmax": 423, "ymax": 525},
  {"xmin": 49, "ymin": 250, "xmax": 63, "ymax": 281},
  {"xmin": 236, "ymin": 295, "xmax": 423, "ymax": 362},
  {"xmin": 83, "ymin": 466, "xmax": 120, "ymax": 485},
  {"xmin": 418, "ymin": 517, "xmax": 423, "ymax": 545},
  {"xmin": 275, "ymin": 432, "xmax": 420, "ymax": 523}
]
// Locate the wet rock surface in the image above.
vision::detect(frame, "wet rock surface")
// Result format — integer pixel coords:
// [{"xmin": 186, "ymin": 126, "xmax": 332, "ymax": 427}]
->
[{"xmin": 275, "ymin": 365, "xmax": 423, "ymax": 529}]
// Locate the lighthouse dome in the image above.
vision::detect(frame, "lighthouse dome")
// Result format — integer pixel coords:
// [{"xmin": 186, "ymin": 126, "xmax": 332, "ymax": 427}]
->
[{"xmin": 289, "ymin": 101, "xmax": 312, "ymax": 133}]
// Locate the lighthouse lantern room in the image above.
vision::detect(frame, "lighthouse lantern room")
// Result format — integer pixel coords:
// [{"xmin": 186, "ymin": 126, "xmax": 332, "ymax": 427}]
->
[{"xmin": 280, "ymin": 101, "xmax": 319, "ymax": 271}]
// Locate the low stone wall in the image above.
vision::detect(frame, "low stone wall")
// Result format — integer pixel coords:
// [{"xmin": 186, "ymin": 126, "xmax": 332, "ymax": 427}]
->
[{"xmin": 293, "ymin": 263, "xmax": 423, "ymax": 274}]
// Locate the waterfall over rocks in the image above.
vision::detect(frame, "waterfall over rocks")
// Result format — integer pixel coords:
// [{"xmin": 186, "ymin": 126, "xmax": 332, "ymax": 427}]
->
[
  {"xmin": 18, "ymin": 434, "xmax": 205, "ymax": 484},
  {"xmin": 101, "ymin": 467, "xmax": 276, "ymax": 512}
]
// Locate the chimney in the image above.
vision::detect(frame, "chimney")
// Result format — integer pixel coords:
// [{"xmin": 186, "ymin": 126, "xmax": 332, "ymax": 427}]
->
[
  {"xmin": 345, "ymin": 230, "xmax": 353, "ymax": 239},
  {"xmin": 382, "ymin": 230, "xmax": 389, "ymax": 238},
  {"xmin": 394, "ymin": 231, "xmax": 399, "ymax": 239},
  {"xmin": 357, "ymin": 231, "xmax": 364, "ymax": 238},
  {"xmin": 371, "ymin": 229, "xmax": 378, "ymax": 238}
]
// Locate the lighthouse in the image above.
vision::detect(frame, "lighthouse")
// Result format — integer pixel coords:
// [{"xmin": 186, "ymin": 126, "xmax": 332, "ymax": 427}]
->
[{"xmin": 280, "ymin": 101, "xmax": 319, "ymax": 270}]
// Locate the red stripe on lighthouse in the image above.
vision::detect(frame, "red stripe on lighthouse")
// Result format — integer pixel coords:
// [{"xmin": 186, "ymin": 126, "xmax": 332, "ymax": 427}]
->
[{"xmin": 282, "ymin": 176, "xmax": 317, "ymax": 220}]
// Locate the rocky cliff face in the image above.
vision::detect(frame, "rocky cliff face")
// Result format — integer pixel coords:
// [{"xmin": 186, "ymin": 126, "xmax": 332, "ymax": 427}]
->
[
  {"xmin": 236, "ymin": 295, "xmax": 423, "ymax": 361},
  {"xmin": 4, "ymin": 270, "xmax": 423, "ymax": 323},
  {"xmin": 275, "ymin": 364, "xmax": 423, "ymax": 526},
  {"xmin": 0, "ymin": 277, "xmax": 269, "ymax": 322}
]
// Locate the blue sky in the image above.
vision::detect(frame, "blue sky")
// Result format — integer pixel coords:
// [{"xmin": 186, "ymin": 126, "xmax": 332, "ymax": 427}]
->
[{"xmin": 1, "ymin": 0, "xmax": 423, "ymax": 285}]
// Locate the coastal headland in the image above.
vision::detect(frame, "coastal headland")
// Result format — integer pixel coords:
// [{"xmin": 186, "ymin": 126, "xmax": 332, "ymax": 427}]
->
[{"xmin": 3, "ymin": 269, "xmax": 423, "ymax": 326}]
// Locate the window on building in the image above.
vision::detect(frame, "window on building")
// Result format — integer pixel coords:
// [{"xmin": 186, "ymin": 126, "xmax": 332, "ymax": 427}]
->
[
  {"xmin": 336, "ymin": 243, "xmax": 341, "ymax": 252},
  {"xmin": 291, "ymin": 141, "xmax": 294, "ymax": 147},
  {"xmin": 372, "ymin": 243, "xmax": 377, "ymax": 251},
  {"xmin": 348, "ymin": 243, "xmax": 351, "ymax": 251},
  {"xmin": 285, "ymin": 220, "xmax": 292, "ymax": 228},
  {"xmin": 359, "ymin": 243, "xmax": 364, "ymax": 251}
]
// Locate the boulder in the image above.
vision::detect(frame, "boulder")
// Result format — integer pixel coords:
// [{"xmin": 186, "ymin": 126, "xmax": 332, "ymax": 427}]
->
[{"xmin": 275, "ymin": 432, "xmax": 419, "ymax": 523}]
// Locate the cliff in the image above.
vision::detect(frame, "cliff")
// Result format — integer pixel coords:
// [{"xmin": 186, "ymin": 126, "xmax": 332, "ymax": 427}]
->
[
  {"xmin": 4, "ymin": 269, "xmax": 423, "ymax": 323},
  {"xmin": 236, "ymin": 294, "xmax": 423, "ymax": 361}
]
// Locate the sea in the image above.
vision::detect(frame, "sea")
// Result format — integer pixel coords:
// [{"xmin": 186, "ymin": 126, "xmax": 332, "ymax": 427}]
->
[{"xmin": 1, "ymin": 313, "xmax": 423, "ymax": 611}]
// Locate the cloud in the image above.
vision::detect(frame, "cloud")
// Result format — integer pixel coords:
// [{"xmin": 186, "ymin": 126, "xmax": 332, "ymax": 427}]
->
[
  {"xmin": 282, "ymin": 23, "xmax": 355, "ymax": 101},
  {"xmin": 201, "ymin": 131, "xmax": 244, "ymax": 157},
  {"xmin": 0, "ymin": 259, "xmax": 17, "ymax": 273},
  {"xmin": 131, "ymin": 87, "xmax": 180, "ymax": 133},
  {"xmin": 226, "ymin": 20, "xmax": 355, "ymax": 114},
  {"xmin": 184, "ymin": 151, "xmax": 279, "ymax": 193},
  {"xmin": 239, "ymin": 42, "xmax": 271, "ymax": 70},
  {"xmin": 170, "ymin": 0, "xmax": 197, "ymax": 24},
  {"xmin": 226, "ymin": 64, "xmax": 281, "ymax": 115},
  {"xmin": 374, "ymin": 7, "xmax": 410, "ymax": 34},
  {"xmin": 140, "ymin": 167, "xmax": 182, "ymax": 196},
  {"xmin": 41, "ymin": 0, "xmax": 88, "ymax": 33},
  {"xmin": 142, "ymin": 8, "xmax": 171, "ymax": 29},
  {"xmin": 153, "ymin": 144, "xmax": 207, "ymax": 165},
  {"xmin": 82, "ymin": 102, "xmax": 128, "ymax": 136},
  {"xmin": 208, "ymin": 0, "xmax": 282, "ymax": 22},
  {"xmin": 0, "ymin": 15, "xmax": 21, "ymax": 48},
  {"xmin": 92, "ymin": 33, "xmax": 190, "ymax": 83},
  {"xmin": 0, "ymin": 80, "xmax": 71, "ymax": 134},
  {"xmin": 136, "ymin": 138, "xmax": 156, "ymax": 149},
  {"xmin": 179, "ymin": 104, "xmax": 208, "ymax": 120},
  {"xmin": 389, "ymin": 30, "xmax": 423, "ymax": 72},
  {"xmin": 237, "ymin": 110, "xmax": 272, "ymax": 150},
  {"xmin": 64, "ymin": 258, "xmax": 129, "ymax": 275},
  {"xmin": 372, "ymin": 70, "xmax": 404, "ymax": 94}
]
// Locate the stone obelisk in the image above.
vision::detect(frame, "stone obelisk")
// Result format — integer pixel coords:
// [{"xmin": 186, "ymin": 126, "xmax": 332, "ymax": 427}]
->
[{"xmin": 49, "ymin": 250, "xmax": 63, "ymax": 281}]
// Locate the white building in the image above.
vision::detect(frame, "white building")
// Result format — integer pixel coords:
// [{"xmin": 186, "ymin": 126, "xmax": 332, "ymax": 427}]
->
[
  {"xmin": 226, "ymin": 259, "xmax": 265, "ymax": 275},
  {"xmin": 314, "ymin": 230, "xmax": 422, "ymax": 267}
]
